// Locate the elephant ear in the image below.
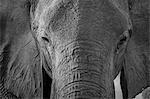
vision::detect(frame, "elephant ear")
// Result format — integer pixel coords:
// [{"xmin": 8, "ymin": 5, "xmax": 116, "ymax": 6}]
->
[
  {"xmin": 113, "ymin": 29, "xmax": 132, "ymax": 78},
  {"xmin": 120, "ymin": 0, "xmax": 150, "ymax": 98},
  {"xmin": 3, "ymin": 33, "xmax": 43, "ymax": 98},
  {"xmin": 121, "ymin": 38, "xmax": 149, "ymax": 98}
]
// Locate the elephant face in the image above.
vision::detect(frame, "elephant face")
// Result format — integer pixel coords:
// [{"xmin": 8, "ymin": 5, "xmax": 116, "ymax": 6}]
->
[
  {"xmin": 34, "ymin": 0, "xmax": 132, "ymax": 98},
  {"xmin": 1, "ymin": 0, "xmax": 148, "ymax": 99}
]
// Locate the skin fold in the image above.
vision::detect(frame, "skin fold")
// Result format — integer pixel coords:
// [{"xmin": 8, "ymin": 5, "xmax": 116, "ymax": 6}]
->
[{"xmin": 0, "ymin": 0, "xmax": 149, "ymax": 99}]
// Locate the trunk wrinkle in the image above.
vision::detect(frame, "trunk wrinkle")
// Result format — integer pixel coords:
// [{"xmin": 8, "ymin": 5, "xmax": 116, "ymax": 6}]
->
[
  {"xmin": 58, "ymin": 80, "xmax": 106, "ymax": 94},
  {"xmin": 56, "ymin": 40, "xmax": 107, "ymax": 70},
  {"xmin": 57, "ymin": 39, "xmax": 106, "ymax": 53},
  {"xmin": 54, "ymin": 40, "xmax": 113, "ymax": 98}
]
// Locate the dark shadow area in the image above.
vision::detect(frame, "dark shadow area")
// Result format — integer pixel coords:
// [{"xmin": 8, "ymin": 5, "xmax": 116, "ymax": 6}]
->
[
  {"xmin": 120, "ymin": 68, "xmax": 128, "ymax": 99},
  {"xmin": 42, "ymin": 67, "xmax": 52, "ymax": 99}
]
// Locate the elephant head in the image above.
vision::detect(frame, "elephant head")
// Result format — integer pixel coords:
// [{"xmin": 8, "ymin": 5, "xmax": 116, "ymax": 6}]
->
[
  {"xmin": 33, "ymin": 0, "xmax": 132, "ymax": 98},
  {"xmin": 0, "ymin": 0, "xmax": 149, "ymax": 99}
]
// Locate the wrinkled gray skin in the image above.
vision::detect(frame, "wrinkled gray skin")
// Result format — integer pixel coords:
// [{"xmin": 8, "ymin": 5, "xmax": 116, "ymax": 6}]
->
[
  {"xmin": 0, "ymin": 0, "xmax": 42, "ymax": 98},
  {"xmin": 0, "ymin": 0, "xmax": 149, "ymax": 99},
  {"xmin": 119, "ymin": 0, "xmax": 149, "ymax": 98}
]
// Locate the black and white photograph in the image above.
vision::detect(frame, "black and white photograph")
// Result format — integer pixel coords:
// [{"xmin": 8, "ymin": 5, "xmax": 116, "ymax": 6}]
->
[{"xmin": 0, "ymin": 0, "xmax": 149, "ymax": 99}]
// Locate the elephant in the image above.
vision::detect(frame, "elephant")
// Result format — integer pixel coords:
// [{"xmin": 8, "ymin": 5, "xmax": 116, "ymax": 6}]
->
[{"xmin": 0, "ymin": 0, "xmax": 149, "ymax": 99}]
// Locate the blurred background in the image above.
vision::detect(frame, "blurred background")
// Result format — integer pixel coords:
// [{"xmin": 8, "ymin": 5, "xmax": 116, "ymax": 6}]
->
[{"xmin": 114, "ymin": 73, "xmax": 143, "ymax": 99}]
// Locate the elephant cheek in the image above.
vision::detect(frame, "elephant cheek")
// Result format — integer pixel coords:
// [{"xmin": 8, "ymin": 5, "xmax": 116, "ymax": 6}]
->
[{"xmin": 52, "ymin": 40, "xmax": 115, "ymax": 99}]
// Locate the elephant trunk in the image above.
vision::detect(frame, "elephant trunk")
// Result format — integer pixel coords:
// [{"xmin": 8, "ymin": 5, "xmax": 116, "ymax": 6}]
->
[{"xmin": 54, "ymin": 40, "xmax": 115, "ymax": 99}]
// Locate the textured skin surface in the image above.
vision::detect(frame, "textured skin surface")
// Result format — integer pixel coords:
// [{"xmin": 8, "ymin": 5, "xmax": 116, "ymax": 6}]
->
[
  {"xmin": 0, "ymin": 0, "xmax": 149, "ymax": 99},
  {"xmin": 0, "ymin": 0, "xmax": 42, "ymax": 98}
]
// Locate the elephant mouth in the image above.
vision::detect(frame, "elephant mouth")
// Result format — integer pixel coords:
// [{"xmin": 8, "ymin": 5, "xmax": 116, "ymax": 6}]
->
[{"xmin": 53, "ymin": 39, "xmax": 114, "ymax": 98}]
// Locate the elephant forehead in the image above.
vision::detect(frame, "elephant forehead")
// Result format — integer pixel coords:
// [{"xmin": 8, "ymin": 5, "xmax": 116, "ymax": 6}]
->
[
  {"xmin": 40, "ymin": 0, "xmax": 128, "ymax": 25},
  {"xmin": 38, "ymin": 0, "xmax": 129, "ymax": 39}
]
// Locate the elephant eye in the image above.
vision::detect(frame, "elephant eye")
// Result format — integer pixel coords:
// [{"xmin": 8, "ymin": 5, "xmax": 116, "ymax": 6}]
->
[
  {"xmin": 115, "ymin": 29, "xmax": 132, "ymax": 54},
  {"xmin": 42, "ymin": 37, "xmax": 50, "ymax": 43},
  {"xmin": 117, "ymin": 36, "xmax": 127, "ymax": 47}
]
